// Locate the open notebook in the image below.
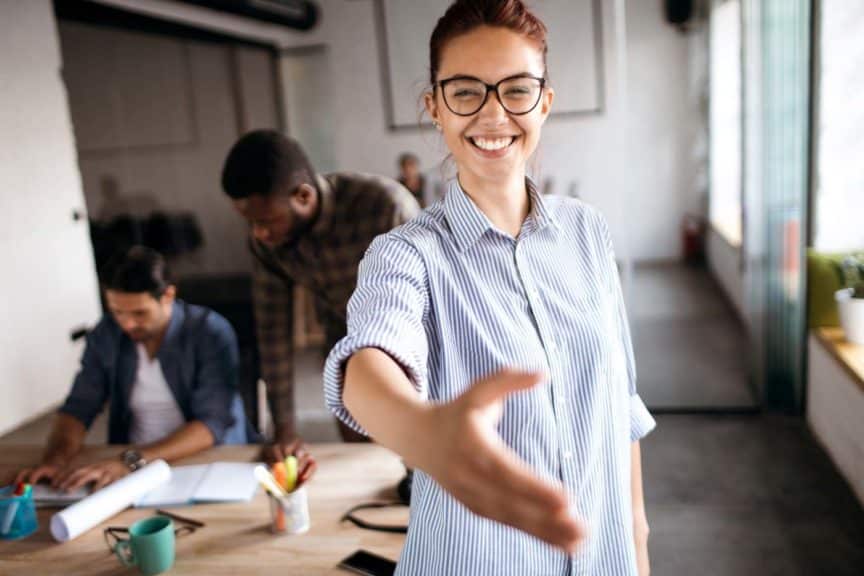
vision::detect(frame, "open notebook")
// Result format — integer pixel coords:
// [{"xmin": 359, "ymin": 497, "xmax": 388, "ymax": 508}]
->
[
  {"xmin": 30, "ymin": 462, "xmax": 260, "ymax": 508},
  {"xmin": 134, "ymin": 463, "xmax": 260, "ymax": 507}
]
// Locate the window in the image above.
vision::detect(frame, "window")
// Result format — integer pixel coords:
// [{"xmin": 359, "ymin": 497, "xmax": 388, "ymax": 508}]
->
[
  {"xmin": 709, "ymin": 0, "xmax": 743, "ymax": 246},
  {"xmin": 813, "ymin": 0, "xmax": 864, "ymax": 251}
]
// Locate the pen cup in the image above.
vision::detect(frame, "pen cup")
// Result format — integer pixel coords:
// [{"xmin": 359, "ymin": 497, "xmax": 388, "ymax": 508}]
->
[
  {"xmin": 0, "ymin": 486, "xmax": 38, "ymax": 541},
  {"xmin": 267, "ymin": 487, "xmax": 310, "ymax": 535}
]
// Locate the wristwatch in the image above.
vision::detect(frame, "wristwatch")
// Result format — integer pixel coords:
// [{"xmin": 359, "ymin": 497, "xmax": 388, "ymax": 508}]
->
[{"xmin": 120, "ymin": 449, "xmax": 147, "ymax": 472}]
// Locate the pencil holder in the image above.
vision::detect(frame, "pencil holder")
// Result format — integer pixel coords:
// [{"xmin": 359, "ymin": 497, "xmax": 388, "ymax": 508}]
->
[
  {"xmin": 0, "ymin": 485, "xmax": 38, "ymax": 540},
  {"xmin": 267, "ymin": 487, "xmax": 310, "ymax": 535}
]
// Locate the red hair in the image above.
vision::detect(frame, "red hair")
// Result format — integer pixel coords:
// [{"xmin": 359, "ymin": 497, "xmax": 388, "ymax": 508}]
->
[{"xmin": 429, "ymin": 0, "xmax": 548, "ymax": 85}]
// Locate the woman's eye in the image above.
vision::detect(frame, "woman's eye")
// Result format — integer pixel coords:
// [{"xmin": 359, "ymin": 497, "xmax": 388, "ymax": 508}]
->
[{"xmin": 454, "ymin": 89, "xmax": 481, "ymax": 98}]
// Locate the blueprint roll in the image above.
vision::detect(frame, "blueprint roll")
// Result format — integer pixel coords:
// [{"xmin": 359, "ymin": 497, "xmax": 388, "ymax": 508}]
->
[{"xmin": 50, "ymin": 459, "xmax": 171, "ymax": 542}]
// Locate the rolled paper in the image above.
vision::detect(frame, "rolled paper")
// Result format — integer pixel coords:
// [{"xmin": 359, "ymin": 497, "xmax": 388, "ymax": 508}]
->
[{"xmin": 50, "ymin": 460, "xmax": 171, "ymax": 542}]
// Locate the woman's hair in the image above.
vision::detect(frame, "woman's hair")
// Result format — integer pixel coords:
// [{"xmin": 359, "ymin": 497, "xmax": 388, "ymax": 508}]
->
[{"xmin": 429, "ymin": 0, "xmax": 548, "ymax": 85}]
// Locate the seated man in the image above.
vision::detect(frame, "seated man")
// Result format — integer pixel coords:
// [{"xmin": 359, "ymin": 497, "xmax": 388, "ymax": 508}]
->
[{"xmin": 14, "ymin": 246, "xmax": 249, "ymax": 492}]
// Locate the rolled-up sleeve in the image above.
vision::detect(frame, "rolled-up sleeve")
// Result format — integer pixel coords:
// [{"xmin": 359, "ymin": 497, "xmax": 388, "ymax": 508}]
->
[
  {"xmin": 59, "ymin": 328, "xmax": 110, "ymax": 429},
  {"xmin": 323, "ymin": 234, "xmax": 429, "ymax": 436},
  {"xmin": 190, "ymin": 314, "xmax": 240, "ymax": 444},
  {"xmin": 600, "ymin": 215, "xmax": 656, "ymax": 442}
]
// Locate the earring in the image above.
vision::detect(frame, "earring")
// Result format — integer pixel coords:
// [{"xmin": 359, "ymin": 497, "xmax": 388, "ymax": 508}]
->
[{"xmin": 433, "ymin": 121, "xmax": 442, "ymax": 131}]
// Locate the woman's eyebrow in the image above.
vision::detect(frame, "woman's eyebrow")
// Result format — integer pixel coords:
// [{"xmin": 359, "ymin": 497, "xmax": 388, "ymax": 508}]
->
[{"xmin": 441, "ymin": 71, "xmax": 540, "ymax": 83}]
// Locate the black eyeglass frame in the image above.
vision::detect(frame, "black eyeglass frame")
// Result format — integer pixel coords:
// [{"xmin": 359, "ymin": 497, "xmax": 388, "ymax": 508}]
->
[{"xmin": 435, "ymin": 74, "xmax": 547, "ymax": 117}]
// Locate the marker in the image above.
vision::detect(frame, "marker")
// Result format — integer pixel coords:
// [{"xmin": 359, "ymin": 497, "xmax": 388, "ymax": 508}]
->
[
  {"xmin": 270, "ymin": 463, "xmax": 288, "ymax": 531},
  {"xmin": 253, "ymin": 465, "xmax": 286, "ymax": 499},
  {"xmin": 272, "ymin": 462, "xmax": 288, "ymax": 490},
  {"xmin": 284, "ymin": 456, "xmax": 298, "ymax": 493}
]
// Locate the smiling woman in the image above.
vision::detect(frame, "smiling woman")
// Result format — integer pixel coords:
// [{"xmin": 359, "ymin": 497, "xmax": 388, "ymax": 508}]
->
[
  {"xmin": 324, "ymin": 1, "xmax": 655, "ymax": 575},
  {"xmin": 424, "ymin": 24, "xmax": 554, "ymax": 234}
]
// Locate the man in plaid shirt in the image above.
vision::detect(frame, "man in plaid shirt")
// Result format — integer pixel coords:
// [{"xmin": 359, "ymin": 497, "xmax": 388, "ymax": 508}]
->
[{"xmin": 221, "ymin": 131, "xmax": 420, "ymax": 475}]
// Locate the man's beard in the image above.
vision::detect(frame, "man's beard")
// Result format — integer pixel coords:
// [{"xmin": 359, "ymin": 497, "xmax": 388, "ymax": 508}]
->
[{"xmin": 127, "ymin": 328, "xmax": 154, "ymax": 342}]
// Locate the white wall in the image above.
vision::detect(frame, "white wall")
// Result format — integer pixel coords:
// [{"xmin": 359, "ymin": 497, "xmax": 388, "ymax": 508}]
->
[
  {"xmin": 276, "ymin": 0, "xmax": 699, "ymax": 261},
  {"xmin": 707, "ymin": 227, "xmax": 746, "ymax": 320},
  {"xmin": 96, "ymin": 0, "xmax": 699, "ymax": 262},
  {"xmin": 622, "ymin": 0, "xmax": 702, "ymax": 260},
  {"xmin": 808, "ymin": 335, "xmax": 864, "ymax": 507},
  {"xmin": 60, "ymin": 21, "xmax": 279, "ymax": 278},
  {"xmin": 0, "ymin": 0, "xmax": 103, "ymax": 436}
]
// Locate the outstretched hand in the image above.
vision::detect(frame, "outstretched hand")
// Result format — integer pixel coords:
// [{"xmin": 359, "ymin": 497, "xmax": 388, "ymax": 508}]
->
[{"xmin": 412, "ymin": 369, "xmax": 585, "ymax": 553}]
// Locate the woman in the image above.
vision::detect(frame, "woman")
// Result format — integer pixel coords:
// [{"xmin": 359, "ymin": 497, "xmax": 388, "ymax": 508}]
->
[{"xmin": 324, "ymin": 1, "xmax": 655, "ymax": 574}]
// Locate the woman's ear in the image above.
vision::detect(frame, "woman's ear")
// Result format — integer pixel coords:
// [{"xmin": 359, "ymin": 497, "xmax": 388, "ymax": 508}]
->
[
  {"xmin": 540, "ymin": 86, "xmax": 555, "ymax": 119},
  {"xmin": 424, "ymin": 91, "xmax": 440, "ymax": 127}
]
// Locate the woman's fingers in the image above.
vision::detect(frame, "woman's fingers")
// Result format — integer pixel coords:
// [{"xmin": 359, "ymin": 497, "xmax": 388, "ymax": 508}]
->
[
  {"xmin": 467, "ymin": 370, "xmax": 545, "ymax": 410},
  {"xmin": 460, "ymin": 442, "xmax": 584, "ymax": 552}
]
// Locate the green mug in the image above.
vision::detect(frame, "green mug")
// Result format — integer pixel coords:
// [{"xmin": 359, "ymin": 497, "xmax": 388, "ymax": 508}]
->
[{"xmin": 111, "ymin": 516, "xmax": 175, "ymax": 576}]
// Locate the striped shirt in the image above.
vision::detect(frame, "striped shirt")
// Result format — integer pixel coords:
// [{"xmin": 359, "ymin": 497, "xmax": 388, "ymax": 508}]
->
[
  {"xmin": 324, "ymin": 179, "xmax": 656, "ymax": 576},
  {"xmin": 250, "ymin": 172, "xmax": 419, "ymax": 429}
]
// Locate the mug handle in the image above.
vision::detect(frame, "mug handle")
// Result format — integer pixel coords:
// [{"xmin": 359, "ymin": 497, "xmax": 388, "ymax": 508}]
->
[{"xmin": 113, "ymin": 539, "xmax": 137, "ymax": 567}]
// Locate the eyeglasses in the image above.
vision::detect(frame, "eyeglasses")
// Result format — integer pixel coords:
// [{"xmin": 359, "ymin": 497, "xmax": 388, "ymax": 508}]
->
[
  {"xmin": 436, "ymin": 74, "xmax": 546, "ymax": 117},
  {"xmin": 103, "ymin": 510, "xmax": 204, "ymax": 553}
]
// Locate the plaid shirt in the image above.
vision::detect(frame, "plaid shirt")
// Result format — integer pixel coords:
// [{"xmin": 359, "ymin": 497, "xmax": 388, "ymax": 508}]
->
[{"xmin": 250, "ymin": 172, "xmax": 420, "ymax": 432}]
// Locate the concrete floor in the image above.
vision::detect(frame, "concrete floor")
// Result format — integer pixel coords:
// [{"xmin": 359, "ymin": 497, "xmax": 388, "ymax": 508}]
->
[
  {"xmin": 643, "ymin": 414, "xmax": 864, "ymax": 575},
  {"xmin": 631, "ymin": 263, "xmax": 756, "ymax": 410}
]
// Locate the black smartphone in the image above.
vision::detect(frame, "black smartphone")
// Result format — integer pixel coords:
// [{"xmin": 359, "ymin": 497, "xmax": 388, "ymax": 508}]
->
[{"xmin": 337, "ymin": 549, "xmax": 397, "ymax": 576}]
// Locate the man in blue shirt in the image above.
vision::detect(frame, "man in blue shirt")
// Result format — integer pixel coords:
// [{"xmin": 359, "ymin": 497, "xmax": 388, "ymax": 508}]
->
[{"xmin": 14, "ymin": 246, "xmax": 249, "ymax": 491}]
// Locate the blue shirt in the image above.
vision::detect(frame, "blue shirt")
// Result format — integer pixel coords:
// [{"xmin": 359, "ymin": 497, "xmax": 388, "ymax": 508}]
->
[
  {"xmin": 60, "ymin": 300, "xmax": 250, "ymax": 445},
  {"xmin": 325, "ymin": 180, "xmax": 656, "ymax": 576}
]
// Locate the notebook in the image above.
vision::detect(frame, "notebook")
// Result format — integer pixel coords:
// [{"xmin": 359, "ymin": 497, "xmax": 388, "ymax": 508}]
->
[{"xmin": 134, "ymin": 462, "xmax": 261, "ymax": 508}]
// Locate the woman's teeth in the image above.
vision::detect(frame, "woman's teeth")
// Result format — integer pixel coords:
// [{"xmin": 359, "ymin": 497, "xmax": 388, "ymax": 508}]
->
[{"xmin": 471, "ymin": 136, "xmax": 515, "ymax": 151}]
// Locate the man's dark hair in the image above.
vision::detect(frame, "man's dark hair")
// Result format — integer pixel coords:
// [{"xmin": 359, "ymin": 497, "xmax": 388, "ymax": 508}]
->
[
  {"xmin": 221, "ymin": 130, "xmax": 316, "ymax": 199},
  {"xmin": 102, "ymin": 246, "xmax": 172, "ymax": 299}
]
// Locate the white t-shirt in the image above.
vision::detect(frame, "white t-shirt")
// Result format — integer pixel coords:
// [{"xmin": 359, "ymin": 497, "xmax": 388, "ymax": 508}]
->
[{"xmin": 128, "ymin": 344, "xmax": 186, "ymax": 445}]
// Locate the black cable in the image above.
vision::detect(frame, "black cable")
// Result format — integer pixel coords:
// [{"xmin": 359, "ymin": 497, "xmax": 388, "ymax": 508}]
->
[{"xmin": 340, "ymin": 501, "xmax": 408, "ymax": 534}]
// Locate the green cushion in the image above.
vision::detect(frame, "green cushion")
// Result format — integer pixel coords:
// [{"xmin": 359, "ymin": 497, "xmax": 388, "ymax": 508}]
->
[{"xmin": 807, "ymin": 250, "xmax": 864, "ymax": 328}]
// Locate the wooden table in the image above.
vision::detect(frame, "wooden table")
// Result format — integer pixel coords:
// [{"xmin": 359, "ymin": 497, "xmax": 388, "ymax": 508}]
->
[{"xmin": 0, "ymin": 444, "xmax": 408, "ymax": 575}]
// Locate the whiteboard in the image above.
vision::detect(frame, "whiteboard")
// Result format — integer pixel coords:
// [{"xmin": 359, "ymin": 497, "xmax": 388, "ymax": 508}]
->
[{"xmin": 378, "ymin": 0, "xmax": 603, "ymax": 129}]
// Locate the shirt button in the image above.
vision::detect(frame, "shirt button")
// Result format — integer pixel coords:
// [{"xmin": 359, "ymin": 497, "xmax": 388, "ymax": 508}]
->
[{"xmin": 563, "ymin": 451, "xmax": 573, "ymax": 460}]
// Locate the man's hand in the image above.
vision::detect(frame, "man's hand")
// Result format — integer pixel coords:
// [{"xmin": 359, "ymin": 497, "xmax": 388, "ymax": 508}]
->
[
  {"xmin": 12, "ymin": 462, "xmax": 66, "ymax": 486},
  {"xmin": 260, "ymin": 432, "xmax": 317, "ymax": 486},
  {"xmin": 411, "ymin": 369, "xmax": 586, "ymax": 554},
  {"xmin": 54, "ymin": 459, "xmax": 130, "ymax": 492}
]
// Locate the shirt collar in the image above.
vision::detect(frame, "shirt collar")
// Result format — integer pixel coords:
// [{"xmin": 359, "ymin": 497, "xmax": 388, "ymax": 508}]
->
[
  {"xmin": 443, "ymin": 177, "xmax": 559, "ymax": 251},
  {"xmin": 154, "ymin": 300, "xmax": 184, "ymax": 360},
  {"xmin": 309, "ymin": 173, "xmax": 335, "ymax": 238}
]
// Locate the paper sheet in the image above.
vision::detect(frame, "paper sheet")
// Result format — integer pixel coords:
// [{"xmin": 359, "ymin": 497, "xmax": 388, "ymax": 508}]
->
[
  {"xmin": 193, "ymin": 463, "xmax": 259, "ymax": 502},
  {"xmin": 134, "ymin": 465, "xmax": 207, "ymax": 507},
  {"xmin": 49, "ymin": 459, "xmax": 171, "ymax": 542},
  {"xmin": 134, "ymin": 463, "xmax": 259, "ymax": 507}
]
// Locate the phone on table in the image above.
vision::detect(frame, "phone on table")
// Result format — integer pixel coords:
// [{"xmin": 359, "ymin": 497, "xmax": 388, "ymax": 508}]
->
[{"xmin": 337, "ymin": 549, "xmax": 397, "ymax": 576}]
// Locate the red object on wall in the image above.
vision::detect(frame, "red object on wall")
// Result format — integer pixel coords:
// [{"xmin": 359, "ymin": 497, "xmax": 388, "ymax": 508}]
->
[{"xmin": 682, "ymin": 213, "xmax": 706, "ymax": 265}]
